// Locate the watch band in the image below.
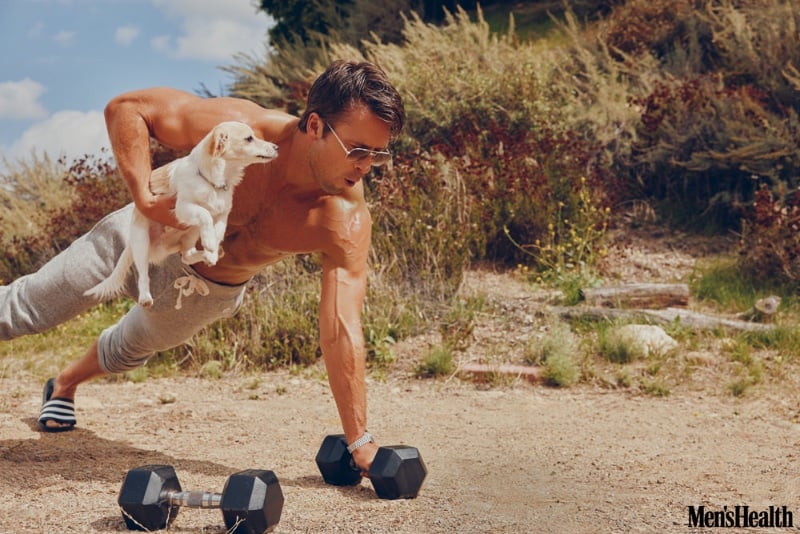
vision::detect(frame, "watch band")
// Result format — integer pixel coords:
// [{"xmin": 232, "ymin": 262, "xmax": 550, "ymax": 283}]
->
[{"xmin": 347, "ymin": 432, "xmax": 374, "ymax": 453}]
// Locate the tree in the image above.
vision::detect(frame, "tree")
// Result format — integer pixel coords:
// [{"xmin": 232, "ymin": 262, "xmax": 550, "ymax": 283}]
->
[
  {"xmin": 260, "ymin": 0, "xmax": 355, "ymax": 46},
  {"xmin": 259, "ymin": 0, "xmax": 507, "ymax": 47}
]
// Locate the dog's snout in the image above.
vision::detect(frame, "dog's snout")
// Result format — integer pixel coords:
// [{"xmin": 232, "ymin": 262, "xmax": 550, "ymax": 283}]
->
[{"xmin": 259, "ymin": 142, "xmax": 279, "ymax": 159}]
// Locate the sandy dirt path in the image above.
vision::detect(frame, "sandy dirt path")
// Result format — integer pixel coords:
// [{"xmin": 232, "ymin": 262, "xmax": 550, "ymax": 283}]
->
[{"xmin": 2, "ymin": 373, "xmax": 799, "ymax": 533}]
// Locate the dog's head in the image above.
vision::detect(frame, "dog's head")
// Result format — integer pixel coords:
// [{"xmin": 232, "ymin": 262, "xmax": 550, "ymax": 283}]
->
[{"xmin": 208, "ymin": 121, "xmax": 278, "ymax": 164}]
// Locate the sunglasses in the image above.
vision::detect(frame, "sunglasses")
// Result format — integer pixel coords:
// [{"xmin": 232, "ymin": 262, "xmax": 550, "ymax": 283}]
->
[{"xmin": 327, "ymin": 123, "xmax": 392, "ymax": 167}]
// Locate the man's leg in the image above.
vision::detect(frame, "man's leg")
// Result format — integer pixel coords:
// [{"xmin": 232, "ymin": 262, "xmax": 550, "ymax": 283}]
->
[
  {"xmin": 0, "ymin": 205, "xmax": 133, "ymax": 340},
  {"xmin": 41, "ymin": 340, "xmax": 106, "ymax": 430},
  {"xmin": 40, "ymin": 257, "xmax": 247, "ymax": 430}
]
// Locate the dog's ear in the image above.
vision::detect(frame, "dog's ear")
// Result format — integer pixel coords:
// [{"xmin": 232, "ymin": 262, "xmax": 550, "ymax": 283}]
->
[{"xmin": 209, "ymin": 127, "xmax": 229, "ymax": 157}]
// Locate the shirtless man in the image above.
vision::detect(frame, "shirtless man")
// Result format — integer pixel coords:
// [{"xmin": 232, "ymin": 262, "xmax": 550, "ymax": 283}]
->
[{"xmin": 0, "ymin": 60, "xmax": 404, "ymax": 473}]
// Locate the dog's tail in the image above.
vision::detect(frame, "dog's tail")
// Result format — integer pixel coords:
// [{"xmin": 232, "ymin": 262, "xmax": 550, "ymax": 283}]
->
[{"xmin": 84, "ymin": 246, "xmax": 133, "ymax": 301}]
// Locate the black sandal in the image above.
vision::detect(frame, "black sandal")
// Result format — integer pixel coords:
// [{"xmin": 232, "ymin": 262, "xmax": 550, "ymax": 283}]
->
[{"xmin": 38, "ymin": 378, "xmax": 76, "ymax": 432}]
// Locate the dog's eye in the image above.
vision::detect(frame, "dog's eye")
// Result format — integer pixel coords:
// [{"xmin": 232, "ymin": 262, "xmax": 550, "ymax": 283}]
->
[{"xmin": 245, "ymin": 135, "xmax": 254, "ymax": 142}]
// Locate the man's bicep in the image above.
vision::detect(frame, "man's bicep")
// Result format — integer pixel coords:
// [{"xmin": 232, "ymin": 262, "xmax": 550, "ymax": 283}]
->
[{"xmin": 106, "ymin": 88, "xmax": 201, "ymax": 151}]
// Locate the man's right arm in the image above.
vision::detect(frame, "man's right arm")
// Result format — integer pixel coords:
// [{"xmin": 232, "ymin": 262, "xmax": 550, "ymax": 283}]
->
[{"xmin": 104, "ymin": 88, "xmax": 199, "ymax": 228}]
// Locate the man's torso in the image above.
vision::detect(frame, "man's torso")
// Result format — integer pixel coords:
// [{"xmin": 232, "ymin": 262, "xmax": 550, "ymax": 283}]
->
[{"xmin": 192, "ymin": 157, "xmax": 368, "ymax": 285}]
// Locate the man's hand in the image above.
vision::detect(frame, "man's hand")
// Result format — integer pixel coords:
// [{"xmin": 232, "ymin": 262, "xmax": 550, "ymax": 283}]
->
[
  {"xmin": 137, "ymin": 193, "xmax": 187, "ymax": 229},
  {"xmin": 351, "ymin": 441, "xmax": 379, "ymax": 476}
]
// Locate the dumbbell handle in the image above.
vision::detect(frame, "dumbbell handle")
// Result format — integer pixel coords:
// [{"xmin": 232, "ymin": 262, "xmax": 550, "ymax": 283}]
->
[{"xmin": 161, "ymin": 490, "xmax": 222, "ymax": 509}]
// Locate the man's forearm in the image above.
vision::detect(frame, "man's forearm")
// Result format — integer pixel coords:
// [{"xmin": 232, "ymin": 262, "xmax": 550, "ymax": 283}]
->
[{"xmin": 322, "ymin": 337, "xmax": 368, "ymax": 444}]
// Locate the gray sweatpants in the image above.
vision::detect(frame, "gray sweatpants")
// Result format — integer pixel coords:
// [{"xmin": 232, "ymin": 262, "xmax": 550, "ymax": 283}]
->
[{"xmin": 0, "ymin": 204, "xmax": 246, "ymax": 373}]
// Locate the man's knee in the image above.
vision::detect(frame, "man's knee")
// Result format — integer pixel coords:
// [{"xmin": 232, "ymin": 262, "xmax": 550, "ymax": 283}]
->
[{"xmin": 0, "ymin": 279, "xmax": 56, "ymax": 340}]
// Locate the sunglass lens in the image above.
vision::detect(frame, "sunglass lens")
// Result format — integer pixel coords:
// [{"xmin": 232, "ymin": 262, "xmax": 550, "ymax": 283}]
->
[
  {"xmin": 347, "ymin": 148, "xmax": 372, "ymax": 162},
  {"xmin": 345, "ymin": 148, "xmax": 392, "ymax": 166},
  {"xmin": 372, "ymin": 153, "xmax": 392, "ymax": 166}
]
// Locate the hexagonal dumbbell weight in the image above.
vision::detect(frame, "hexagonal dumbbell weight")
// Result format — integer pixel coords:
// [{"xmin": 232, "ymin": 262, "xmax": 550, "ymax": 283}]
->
[
  {"xmin": 315, "ymin": 434, "xmax": 428, "ymax": 499},
  {"xmin": 118, "ymin": 464, "xmax": 283, "ymax": 533}
]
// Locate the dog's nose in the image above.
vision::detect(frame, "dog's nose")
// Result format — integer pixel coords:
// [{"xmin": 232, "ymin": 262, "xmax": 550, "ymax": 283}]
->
[{"xmin": 259, "ymin": 144, "xmax": 278, "ymax": 159}]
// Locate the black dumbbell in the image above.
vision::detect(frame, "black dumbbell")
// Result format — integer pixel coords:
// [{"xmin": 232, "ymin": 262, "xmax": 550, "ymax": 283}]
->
[
  {"xmin": 315, "ymin": 434, "xmax": 427, "ymax": 499},
  {"xmin": 118, "ymin": 464, "xmax": 283, "ymax": 533}
]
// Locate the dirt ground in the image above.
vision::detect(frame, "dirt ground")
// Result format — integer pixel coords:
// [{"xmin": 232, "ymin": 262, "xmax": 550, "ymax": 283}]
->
[{"xmin": 2, "ymin": 228, "xmax": 800, "ymax": 533}]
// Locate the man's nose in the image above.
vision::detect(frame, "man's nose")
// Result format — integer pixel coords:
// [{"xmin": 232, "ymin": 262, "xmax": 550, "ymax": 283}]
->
[{"xmin": 353, "ymin": 157, "xmax": 373, "ymax": 175}]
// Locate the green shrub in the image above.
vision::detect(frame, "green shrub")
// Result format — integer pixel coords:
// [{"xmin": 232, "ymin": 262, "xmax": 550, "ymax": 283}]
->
[
  {"xmin": 599, "ymin": 327, "xmax": 645, "ymax": 364},
  {"xmin": 414, "ymin": 344, "xmax": 455, "ymax": 378},
  {"xmin": 524, "ymin": 318, "xmax": 580, "ymax": 387}
]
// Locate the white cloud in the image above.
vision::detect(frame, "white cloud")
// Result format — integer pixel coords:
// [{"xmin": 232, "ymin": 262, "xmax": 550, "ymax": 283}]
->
[
  {"xmin": 115, "ymin": 25, "xmax": 140, "ymax": 46},
  {"xmin": 53, "ymin": 30, "xmax": 76, "ymax": 45},
  {"xmin": 0, "ymin": 79, "xmax": 48, "ymax": 120},
  {"xmin": 150, "ymin": 0, "xmax": 273, "ymax": 61},
  {"xmin": 1, "ymin": 110, "xmax": 110, "ymax": 166}
]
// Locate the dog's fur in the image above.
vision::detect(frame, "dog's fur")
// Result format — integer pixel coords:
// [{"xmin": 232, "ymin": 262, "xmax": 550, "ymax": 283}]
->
[{"xmin": 85, "ymin": 121, "xmax": 278, "ymax": 307}]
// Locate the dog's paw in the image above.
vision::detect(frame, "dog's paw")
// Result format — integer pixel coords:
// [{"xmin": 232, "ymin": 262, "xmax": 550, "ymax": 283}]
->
[
  {"xmin": 138, "ymin": 294, "xmax": 154, "ymax": 308},
  {"xmin": 84, "ymin": 284, "xmax": 118, "ymax": 301},
  {"xmin": 202, "ymin": 250, "xmax": 219, "ymax": 266}
]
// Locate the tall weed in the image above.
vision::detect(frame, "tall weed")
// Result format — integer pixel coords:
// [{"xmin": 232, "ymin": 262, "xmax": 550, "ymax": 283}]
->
[{"xmin": 0, "ymin": 154, "xmax": 71, "ymax": 238}]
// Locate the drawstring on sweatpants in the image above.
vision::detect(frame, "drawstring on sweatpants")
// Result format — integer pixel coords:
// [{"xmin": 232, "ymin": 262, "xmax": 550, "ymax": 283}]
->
[{"xmin": 173, "ymin": 270, "xmax": 210, "ymax": 310}]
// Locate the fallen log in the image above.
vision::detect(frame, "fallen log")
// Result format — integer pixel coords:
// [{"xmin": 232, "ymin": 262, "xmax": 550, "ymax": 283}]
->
[
  {"xmin": 581, "ymin": 283, "xmax": 689, "ymax": 308},
  {"xmin": 458, "ymin": 363, "xmax": 541, "ymax": 384},
  {"xmin": 550, "ymin": 306, "xmax": 776, "ymax": 332}
]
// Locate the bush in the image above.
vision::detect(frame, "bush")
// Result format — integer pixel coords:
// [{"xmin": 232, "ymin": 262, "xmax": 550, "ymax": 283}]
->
[
  {"xmin": 557, "ymin": 0, "xmax": 800, "ymax": 227},
  {"xmin": 0, "ymin": 153, "xmax": 129, "ymax": 282},
  {"xmin": 524, "ymin": 318, "xmax": 580, "ymax": 387},
  {"xmin": 368, "ymin": 150, "xmax": 475, "ymax": 300},
  {"xmin": 414, "ymin": 344, "xmax": 455, "ymax": 378},
  {"xmin": 738, "ymin": 183, "xmax": 800, "ymax": 284},
  {"xmin": 363, "ymin": 8, "xmax": 612, "ymax": 265}
]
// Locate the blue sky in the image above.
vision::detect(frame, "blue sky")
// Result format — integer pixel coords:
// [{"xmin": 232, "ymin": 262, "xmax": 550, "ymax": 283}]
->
[{"xmin": 0, "ymin": 0, "xmax": 274, "ymax": 169}]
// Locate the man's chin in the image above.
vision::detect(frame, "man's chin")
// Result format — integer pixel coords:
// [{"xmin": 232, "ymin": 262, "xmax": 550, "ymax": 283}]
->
[{"xmin": 320, "ymin": 183, "xmax": 345, "ymax": 195}]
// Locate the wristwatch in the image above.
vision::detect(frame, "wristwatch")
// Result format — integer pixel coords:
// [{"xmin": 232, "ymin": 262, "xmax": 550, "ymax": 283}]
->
[{"xmin": 347, "ymin": 431, "xmax": 375, "ymax": 453}]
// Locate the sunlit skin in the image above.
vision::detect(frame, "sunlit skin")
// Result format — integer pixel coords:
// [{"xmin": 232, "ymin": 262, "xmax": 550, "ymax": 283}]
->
[{"xmin": 45, "ymin": 87, "xmax": 389, "ymax": 471}]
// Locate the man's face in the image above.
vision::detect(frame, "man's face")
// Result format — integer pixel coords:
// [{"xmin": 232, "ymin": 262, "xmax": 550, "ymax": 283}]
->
[{"xmin": 309, "ymin": 104, "xmax": 392, "ymax": 195}]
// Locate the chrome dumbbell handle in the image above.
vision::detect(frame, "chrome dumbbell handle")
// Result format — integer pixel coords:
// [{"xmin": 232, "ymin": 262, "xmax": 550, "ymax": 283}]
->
[{"xmin": 163, "ymin": 490, "xmax": 222, "ymax": 508}]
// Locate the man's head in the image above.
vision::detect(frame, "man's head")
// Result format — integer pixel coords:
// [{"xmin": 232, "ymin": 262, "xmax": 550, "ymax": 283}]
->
[{"xmin": 298, "ymin": 60, "xmax": 405, "ymax": 136}]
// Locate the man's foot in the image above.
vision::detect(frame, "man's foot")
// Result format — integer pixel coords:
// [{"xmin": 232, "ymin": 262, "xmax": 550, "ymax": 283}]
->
[{"xmin": 38, "ymin": 378, "xmax": 76, "ymax": 432}]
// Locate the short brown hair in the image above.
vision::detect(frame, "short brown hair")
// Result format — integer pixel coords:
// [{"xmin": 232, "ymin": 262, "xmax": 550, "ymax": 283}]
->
[{"xmin": 298, "ymin": 60, "xmax": 405, "ymax": 135}]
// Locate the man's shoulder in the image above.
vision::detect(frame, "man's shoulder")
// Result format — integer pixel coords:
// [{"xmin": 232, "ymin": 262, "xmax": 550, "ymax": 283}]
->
[
  {"xmin": 250, "ymin": 111, "xmax": 298, "ymax": 145},
  {"xmin": 315, "ymin": 193, "xmax": 371, "ymax": 262},
  {"xmin": 321, "ymin": 189, "xmax": 371, "ymax": 220}
]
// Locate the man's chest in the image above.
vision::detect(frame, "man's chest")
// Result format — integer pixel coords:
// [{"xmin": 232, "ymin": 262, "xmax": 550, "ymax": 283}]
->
[{"xmin": 227, "ymin": 192, "xmax": 332, "ymax": 256}]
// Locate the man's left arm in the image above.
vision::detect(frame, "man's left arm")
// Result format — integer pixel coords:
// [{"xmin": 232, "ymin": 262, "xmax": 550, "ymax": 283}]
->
[{"xmin": 318, "ymin": 207, "xmax": 377, "ymax": 472}]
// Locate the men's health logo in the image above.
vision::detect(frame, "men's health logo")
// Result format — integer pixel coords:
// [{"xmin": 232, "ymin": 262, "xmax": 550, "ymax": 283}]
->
[{"xmin": 687, "ymin": 505, "xmax": 793, "ymax": 529}]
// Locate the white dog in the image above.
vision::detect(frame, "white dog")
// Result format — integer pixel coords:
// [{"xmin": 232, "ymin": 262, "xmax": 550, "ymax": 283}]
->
[{"xmin": 85, "ymin": 121, "xmax": 278, "ymax": 307}]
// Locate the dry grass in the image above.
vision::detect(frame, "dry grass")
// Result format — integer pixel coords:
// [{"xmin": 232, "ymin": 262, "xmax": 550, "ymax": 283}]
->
[{"xmin": 0, "ymin": 154, "xmax": 73, "ymax": 238}]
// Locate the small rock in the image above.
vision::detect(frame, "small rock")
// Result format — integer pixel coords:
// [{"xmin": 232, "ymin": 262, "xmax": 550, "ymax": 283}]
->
[{"xmin": 612, "ymin": 324, "xmax": 678, "ymax": 357}]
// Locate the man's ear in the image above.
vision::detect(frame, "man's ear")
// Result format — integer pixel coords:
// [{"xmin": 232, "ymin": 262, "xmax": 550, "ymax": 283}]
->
[
  {"xmin": 307, "ymin": 113, "xmax": 325, "ymax": 139},
  {"xmin": 209, "ymin": 126, "xmax": 229, "ymax": 157}
]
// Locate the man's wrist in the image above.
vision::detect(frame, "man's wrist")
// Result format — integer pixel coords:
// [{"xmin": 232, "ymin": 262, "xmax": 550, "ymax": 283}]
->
[{"xmin": 347, "ymin": 432, "xmax": 375, "ymax": 454}]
